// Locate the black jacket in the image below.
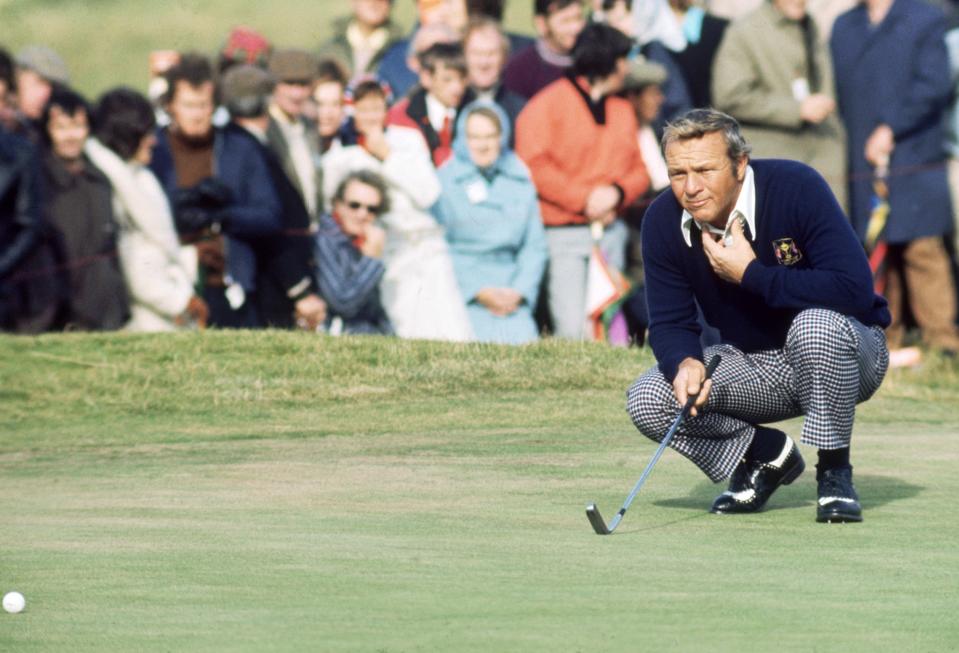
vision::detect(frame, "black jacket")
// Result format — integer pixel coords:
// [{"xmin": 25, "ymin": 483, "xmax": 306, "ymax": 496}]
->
[
  {"xmin": 40, "ymin": 150, "xmax": 129, "ymax": 330},
  {"xmin": 0, "ymin": 129, "xmax": 64, "ymax": 332},
  {"xmin": 254, "ymin": 133, "xmax": 317, "ymax": 328}
]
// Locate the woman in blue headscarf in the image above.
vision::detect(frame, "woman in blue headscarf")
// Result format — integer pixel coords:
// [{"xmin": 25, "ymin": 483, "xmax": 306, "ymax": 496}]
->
[{"xmin": 433, "ymin": 100, "xmax": 548, "ymax": 344}]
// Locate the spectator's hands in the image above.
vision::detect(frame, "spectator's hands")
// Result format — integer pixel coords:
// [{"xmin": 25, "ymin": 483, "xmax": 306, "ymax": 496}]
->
[
  {"xmin": 673, "ymin": 357, "xmax": 712, "ymax": 417},
  {"xmin": 701, "ymin": 217, "xmax": 755, "ymax": 284},
  {"xmin": 173, "ymin": 178, "xmax": 233, "ymax": 236},
  {"xmin": 195, "ymin": 239, "xmax": 226, "ymax": 272},
  {"xmin": 194, "ymin": 177, "xmax": 234, "ymax": 208},
  {"xmin": 595, "ymin": 210, "xmax": 617, "ymax": 227},
  {"xmin": 362, "ymin": 126, "xmax": 391, "ymax": 161},
  {"xmin": 476, "ymin": 288, "xmax": 523, "ymax": 316},
  {"xmin": 585, "ymin": 185, "xmax": 621, "ymax": 221},
  {"xmin": 799, "ymin": 93, "xmax": 835, "ymax": 124},
  {"xmin": 295, "ymin": 293, "xmax": 327, "ymax": 331},
  {"xmin": 360, "ymin": 224, "xmax": 386, "ymax": 258},
  {"xmin": 175, "ymin": 295, "xmax": 209, "ymax": 329},
  {"xmin": 174, "ymin": 206, "xmax": 217, "ymax": 235},
  {"xmin": 865, "ymin": 124, "xmax": 894, "ymax": 168}
]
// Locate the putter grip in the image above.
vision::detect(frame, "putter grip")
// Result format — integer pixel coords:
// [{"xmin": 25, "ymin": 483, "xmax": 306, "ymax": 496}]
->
[{"xmin": 682, "ymin": 354, "xmax": 721, "ymax": 412}]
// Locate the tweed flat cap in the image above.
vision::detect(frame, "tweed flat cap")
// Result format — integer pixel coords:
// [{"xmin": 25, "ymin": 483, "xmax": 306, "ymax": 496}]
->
[
  {"xmin": 16, "ymin": 45, "xmax": 70, "ymax": 85},
  {"xmin": 268, "ymin": 49, "xmax": 318, "ymax": 83}
]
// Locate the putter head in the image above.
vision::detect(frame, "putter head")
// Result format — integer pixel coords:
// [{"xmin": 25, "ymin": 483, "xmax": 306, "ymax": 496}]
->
[{"xmin": 585, "ymin": 503, "xmax": 611, "ymax": 535}]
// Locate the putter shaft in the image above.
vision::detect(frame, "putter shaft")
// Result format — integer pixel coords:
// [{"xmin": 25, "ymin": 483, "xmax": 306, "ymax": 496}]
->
[{"xmin": 586, "ymin": 355, "xmax": 721, "ymax": 535}]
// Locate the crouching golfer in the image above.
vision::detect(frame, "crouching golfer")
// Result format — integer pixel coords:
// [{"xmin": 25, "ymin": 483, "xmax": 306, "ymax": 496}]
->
[{"xmin": 628, "ymin": 109, "xmax": 890, "ymax": 523}]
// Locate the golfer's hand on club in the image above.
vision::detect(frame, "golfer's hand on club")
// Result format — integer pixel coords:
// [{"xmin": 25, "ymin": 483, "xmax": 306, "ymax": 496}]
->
[
  {"xmin": 701, "ymin": 218, "xmax": 755, "ymax": 284},
  {"xmin": 673, "ymin": 357, "xmax": 713, "ymax": 417}
]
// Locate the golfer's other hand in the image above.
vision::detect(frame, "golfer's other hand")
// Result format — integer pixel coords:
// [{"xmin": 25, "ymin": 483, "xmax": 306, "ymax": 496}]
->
[{"xmin": 673, "ymin": 357, "xmax": 712, "ymax": 417}]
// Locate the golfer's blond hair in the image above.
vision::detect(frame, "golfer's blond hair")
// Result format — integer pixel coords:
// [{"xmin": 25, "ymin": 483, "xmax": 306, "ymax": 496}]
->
[{"xmin": 662, "ymin": 109, "xmax": 752, "ymax": 166}]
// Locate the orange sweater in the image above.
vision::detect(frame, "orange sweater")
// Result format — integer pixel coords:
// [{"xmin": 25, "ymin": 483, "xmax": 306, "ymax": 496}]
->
[{"xmin": 515, "ymin": 76, "xmax": 649, "ymax": 227}]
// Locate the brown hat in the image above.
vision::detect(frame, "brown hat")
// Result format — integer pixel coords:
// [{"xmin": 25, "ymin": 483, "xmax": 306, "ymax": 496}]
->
[
  {"xmin": 268, "ymin": 49, "xmax": 318, "ymax": 83},
  {"xmin": 220, "ymin": 64, "xmax": 276, "ymax": 116},
  {"xmin": 623, "ymin": 56, "xmax": 667, "ymax": 92},
  {"xmin": 16, "ymin": 45, "xmax": 70, "ymax": 85}
]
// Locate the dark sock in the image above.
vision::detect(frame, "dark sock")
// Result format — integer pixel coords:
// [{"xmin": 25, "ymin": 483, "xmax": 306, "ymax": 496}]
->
[
  {"xmin": 746, "ymin": 427, "xmax": 788, "ymax": 463},
  {"xmin": 816, "ymin": 448, "xmax": 851, "ymax": 478}
]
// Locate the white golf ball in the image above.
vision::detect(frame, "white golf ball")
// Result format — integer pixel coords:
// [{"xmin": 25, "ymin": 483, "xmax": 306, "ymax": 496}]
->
[{"xmin": 3, "ymin": 591, "xmax": 25, "ymax": 614}]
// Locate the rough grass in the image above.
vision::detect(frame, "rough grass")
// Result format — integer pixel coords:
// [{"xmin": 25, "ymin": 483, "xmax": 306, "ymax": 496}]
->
[{"xmin": 1, "ymin": 332, "xmax": 958, "ymax": 652}]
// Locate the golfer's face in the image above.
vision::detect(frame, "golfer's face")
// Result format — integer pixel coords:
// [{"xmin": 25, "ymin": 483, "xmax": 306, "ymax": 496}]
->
[{"xmin": 665, "ymin": 131, "xmax": 746, "ymax": 228}]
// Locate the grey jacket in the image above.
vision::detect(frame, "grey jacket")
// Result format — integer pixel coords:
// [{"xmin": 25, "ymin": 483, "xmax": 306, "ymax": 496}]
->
[{"xmin": 712, "ymin": 1, "xmax": 847, "ymax": 210}]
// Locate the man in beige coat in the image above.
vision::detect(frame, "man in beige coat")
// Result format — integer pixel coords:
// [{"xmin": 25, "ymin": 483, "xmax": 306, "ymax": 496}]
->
[{"xmin": 711, "ymin": 0, "xmax": 847, "ymax": 210}]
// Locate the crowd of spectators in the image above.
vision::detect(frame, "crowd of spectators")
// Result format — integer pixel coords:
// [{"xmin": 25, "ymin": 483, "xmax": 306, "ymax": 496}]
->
[{"xmin": 1, "ymin": 0, "xmax": 959, "ymax": 361}]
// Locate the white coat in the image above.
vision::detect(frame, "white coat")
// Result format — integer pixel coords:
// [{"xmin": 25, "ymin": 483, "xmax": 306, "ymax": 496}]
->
[{"xmin": 85, "ymin": 138, "xmax": 197, "ymax": 332}]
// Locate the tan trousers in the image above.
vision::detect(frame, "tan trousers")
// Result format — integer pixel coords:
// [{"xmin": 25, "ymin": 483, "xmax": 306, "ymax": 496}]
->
[{"xmin": 883, "ymin": 236, "xmax": 959, "ymax": 351}]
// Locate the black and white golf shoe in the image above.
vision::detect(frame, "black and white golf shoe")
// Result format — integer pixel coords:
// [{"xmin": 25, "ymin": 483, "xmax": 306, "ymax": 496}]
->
[
  {"xmin": 710, "ymin": 435, "xmax": 805, "ymax": 514},
  {"xmin": 816, "ymin": 466, "xmax": 862, "ymax": 523}
]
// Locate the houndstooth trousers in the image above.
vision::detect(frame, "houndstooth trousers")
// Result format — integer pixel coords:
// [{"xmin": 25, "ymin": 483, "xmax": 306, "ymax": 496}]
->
[{"xmin": 626, "ymin": 309, "xmax": 889, "ymax": 482}]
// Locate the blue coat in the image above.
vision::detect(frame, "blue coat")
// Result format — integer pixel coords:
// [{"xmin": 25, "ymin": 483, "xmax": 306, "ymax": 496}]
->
[
  {"xmin": 831, "ymin": 0, "xmax": 953, "ymax": 243},
  {"xmin": 433, "ymin": 101, "xmax": 548, "ymax": 344},
  {"xmin": 376, "ymin": 39, "xmax": 418, "ymax": 100},
  {"xmin": 150, "ymin": 124, "xmax": 282, "ymax": 292}
]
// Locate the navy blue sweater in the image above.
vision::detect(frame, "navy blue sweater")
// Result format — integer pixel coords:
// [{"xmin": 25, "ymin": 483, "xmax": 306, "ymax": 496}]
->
[{"xmin": 641, "ymin": 159, "xmax": 890, "ymax": 381}]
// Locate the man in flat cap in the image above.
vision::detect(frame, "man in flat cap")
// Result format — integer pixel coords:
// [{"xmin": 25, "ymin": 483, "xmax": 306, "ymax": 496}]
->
[
  {"xmin": 14, "ymin": 45, "xmax": 70, "ymax": 142},
  {"xmin": 222, "ymin": 64, "xmax": 327, "ymax": 331},
  {"xmin": 266, "ymin": 49, "xmax": 323, "ymax": 225}
]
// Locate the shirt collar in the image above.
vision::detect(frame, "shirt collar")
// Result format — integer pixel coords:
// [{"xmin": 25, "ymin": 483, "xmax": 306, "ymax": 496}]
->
[
  {"xmin": 346, "ymin": 21, "xmax": 389, "ymax": 51},
  {"xmin": 239, "ymin": 122, "xmax": 268, "ymax": 144},
  {"xmin": 681, "ymin": 164, "xmax": 756, "ymax": 247},
  {"xmin": 269, "ymin": 104, "xmax": 304, "ymax": 133},
  {"xmin": 425, "ymin": 93, "xmax": 455, "ymax": 132}
]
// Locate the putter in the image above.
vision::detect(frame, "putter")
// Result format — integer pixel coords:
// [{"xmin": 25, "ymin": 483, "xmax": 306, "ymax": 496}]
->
[{"xmin": 586, "ymin": 354, "xmax": 721, "ymax": 535}]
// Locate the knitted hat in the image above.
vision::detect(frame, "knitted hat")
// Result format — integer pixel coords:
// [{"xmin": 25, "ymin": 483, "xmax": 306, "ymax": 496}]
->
[
  {"xmin": 16, "ymin": 45, "xmax": 70, "ymax": 85},
  {"xmin": 623, "ymin": 56, "xmax": 667, "ymax": 91},
  {"xmin": 220, "ymin": 64, "xmax": 276, "ymax": 116},
  {"xmin": 268, "ymin": 49, "xmax": 318, "ymax": 83}
]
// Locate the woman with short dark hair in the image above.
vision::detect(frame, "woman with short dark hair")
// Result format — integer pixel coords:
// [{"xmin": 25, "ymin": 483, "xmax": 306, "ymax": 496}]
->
[{"xmin": 39, "ymin": 86, "xmax": 130, "ymax": 330}]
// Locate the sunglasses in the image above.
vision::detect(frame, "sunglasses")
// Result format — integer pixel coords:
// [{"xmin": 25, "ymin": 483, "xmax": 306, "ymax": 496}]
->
[{"xmin": 343, "ymin": 200, "xmax": 382, "ymax": 215}]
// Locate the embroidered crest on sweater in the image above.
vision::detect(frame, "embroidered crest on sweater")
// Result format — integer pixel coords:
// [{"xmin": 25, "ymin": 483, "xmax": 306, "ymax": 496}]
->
[{"xmin": 773, "ymin": 238, "xmax": 802, "ymax": 265}]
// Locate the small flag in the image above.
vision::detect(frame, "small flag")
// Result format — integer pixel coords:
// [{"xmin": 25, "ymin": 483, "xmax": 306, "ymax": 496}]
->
[{"xmin": 584, "ymin": 222, "xmax": 631, "ymax": 342}]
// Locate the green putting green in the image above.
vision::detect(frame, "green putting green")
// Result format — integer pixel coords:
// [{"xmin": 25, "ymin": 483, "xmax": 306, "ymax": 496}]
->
[{"xmin": 1, "ymin": 333, "xmax": 957, "ymax": 651}]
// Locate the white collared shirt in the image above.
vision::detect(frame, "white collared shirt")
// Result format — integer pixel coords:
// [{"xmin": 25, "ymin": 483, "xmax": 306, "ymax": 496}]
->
[
  {"xmin": 425, "ymin": 93, "xmax": 456, "ymax": 134},
  {"xmin": 681, "ymin": 164, "xmax": 756, "ymax": 247}
]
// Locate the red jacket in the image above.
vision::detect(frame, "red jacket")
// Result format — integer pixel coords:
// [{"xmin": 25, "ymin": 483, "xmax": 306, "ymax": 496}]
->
[{"xmin": 515, "ymin": 76, "xmax": 649, "ymax": 227}]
